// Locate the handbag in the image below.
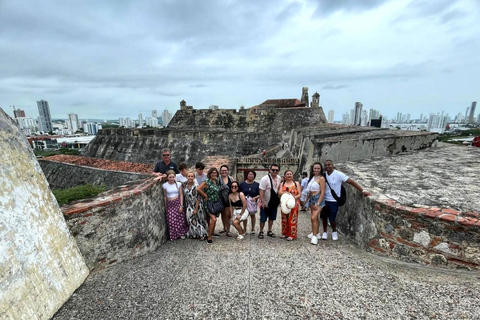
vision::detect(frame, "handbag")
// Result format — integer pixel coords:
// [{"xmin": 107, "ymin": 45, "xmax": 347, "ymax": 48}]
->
[
  {"xmin": 219, "ymin": 177, "xmax": 230, "ymax": 206},
  {"xmin": 246, "ymin": 196, "xmax": 257, "ymax": 213},
  {"xmin": 267, "ymin": 175, "xmax": 281, "ymax": 209},
  {"xmin": 207, "ymin": 199, "xmax": 224, "ymax": 214},
  {"xmin": 324, "ymin": 174, "xmax": 346, "ymax": 206}
]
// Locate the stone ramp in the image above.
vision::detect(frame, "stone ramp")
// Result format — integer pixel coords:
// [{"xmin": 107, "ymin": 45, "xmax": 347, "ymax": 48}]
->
[{"xmin": 53, "ymin": 213, "xmax": 480, "ymax": 319}]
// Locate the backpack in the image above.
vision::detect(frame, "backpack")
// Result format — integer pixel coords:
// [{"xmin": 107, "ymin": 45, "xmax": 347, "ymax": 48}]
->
[{"xmin": 219, "ymin": 177, "xmax": 231, "ymax": 206}]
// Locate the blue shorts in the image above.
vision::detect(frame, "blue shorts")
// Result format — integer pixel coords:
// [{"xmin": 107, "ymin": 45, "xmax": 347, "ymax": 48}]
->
[
  {"xmin": 323, "ymin": 201, "xmax": 339, "ymax": 222},
  {"xmin": 260, "ymin": 206, "xmax": 277, "ymax": 223},
  {"xmin": 308, "ymin": 194, "xmax": 325, "ymax": 208}
]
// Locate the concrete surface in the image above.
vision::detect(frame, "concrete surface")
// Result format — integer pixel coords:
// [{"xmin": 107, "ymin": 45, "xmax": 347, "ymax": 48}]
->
[{"xmin": 53, "ymin": 210, "xmax": 480, "ymax": 320}]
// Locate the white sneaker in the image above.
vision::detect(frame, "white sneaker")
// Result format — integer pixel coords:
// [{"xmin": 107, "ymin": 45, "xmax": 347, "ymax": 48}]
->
[
  {"xmin": 237, "ymin": 234, "xmax": 244, "ymax": 240},
  {"xmin": 332, "ymin": 231, "xmax": 338, "ymax": 241},
  {"xmin": 316, "ymin": 233, "xmax": 321, "ymax": 239},
  {"xmin": 321, "ymin": 232, "xmax": 328, "ymax": 240},
  {"xmin": 240, "ymin": 212, "xmax": 249, "ymax": 221},
  {"xmin": 307, "ymin": 233, "xmax": 313, "ymax": 239},
  {"xmin": 310, "ymin": 235, "xmax": 318, "ymax": 245}
]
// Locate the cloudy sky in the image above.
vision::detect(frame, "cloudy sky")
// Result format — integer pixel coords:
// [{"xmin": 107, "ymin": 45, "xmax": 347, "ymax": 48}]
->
[{"xmin": 1, "ymin": 0, "xmax": 478, "ymax": 121}]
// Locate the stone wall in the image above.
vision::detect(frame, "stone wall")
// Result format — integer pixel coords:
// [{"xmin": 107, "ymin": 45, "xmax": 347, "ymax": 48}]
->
[
  {"xmin": 0, "ymin": 108, "xmax": 89, "ymax": 320},
  {"xmin": 82, "ymin": 106, "xmax": 328, "ymax": 165},
  {"xmin": 61, "ymin": 178, "xmax": 166, "ymax": 271},
  {"xmin": 39, "ymin": 159, "xmax": 150, "ymax": 189},
  {"xmin": 334, "ymin": 145, "xmax": 480, "ymax": 269}
]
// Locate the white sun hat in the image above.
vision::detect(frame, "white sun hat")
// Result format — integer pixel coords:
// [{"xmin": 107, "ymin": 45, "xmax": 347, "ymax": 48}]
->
[{"xmin": 280, "ymin": 193, "xmax": 296, "ymax": 214}]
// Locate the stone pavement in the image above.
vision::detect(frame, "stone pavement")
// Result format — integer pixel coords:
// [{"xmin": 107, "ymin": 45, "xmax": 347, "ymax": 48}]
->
[{"xmin": 53, "ymin": 211, "xmax": 480, "ymax": 320}]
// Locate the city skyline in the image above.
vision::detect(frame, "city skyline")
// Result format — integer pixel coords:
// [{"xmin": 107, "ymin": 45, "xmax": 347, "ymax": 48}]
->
[{"xmin": 1, "ymin": 0, "xmax": 479, "ymax": 120}]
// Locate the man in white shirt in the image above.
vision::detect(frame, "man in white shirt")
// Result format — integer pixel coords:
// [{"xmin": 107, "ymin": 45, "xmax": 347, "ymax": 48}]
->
[
  {"xmin": 322, "ymin": 160, "xmax": 371, "ymax": 241},
  {"xmin": 259, "ymin": 164, "xmax": 282, "ymax": 239},
  {"xmin": 300, "ymin": 172, "xmax": 309, "ymax": 211}
]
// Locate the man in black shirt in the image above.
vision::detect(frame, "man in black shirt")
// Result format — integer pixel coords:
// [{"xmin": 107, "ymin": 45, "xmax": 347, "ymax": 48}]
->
[{"xmin": 153, "ymin": 148, "xmax": 179, "ymax": 179}]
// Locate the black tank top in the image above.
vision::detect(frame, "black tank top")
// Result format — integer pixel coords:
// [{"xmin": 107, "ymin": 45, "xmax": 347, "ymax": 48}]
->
[{"xmin": 230, "ymin": 195, "xmax": 242, "ymax": 207}]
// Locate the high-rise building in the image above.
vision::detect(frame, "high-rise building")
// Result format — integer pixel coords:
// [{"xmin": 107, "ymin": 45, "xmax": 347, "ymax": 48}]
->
[
  {"xmin": 468, "ymin": 101, "xmax": 477, "ymax": 124},
  {"xmin": 342, "ymin": 113, "xmax": 350, "ymax": 125},
  {"xmin": 349, "ymin": 109, "xmax": 355, "ymax": 125},
  {"xmin": 427, "ymin": 112, "xmax": 450, "ymax": 133},
  {"xmin": 83, "ymin": 122, "xmax": 100, "ymax": 135},
  {"xmin": 119, "ymin": 117, "xmax": 133, "ymax": 128},
  {"xmin": 138, "ymin": 114, "xmax": 144, "ymax": 128},
  {"xmin": 152, "ymin": 110, "xmax": 158, "ymax": 118},
  {"xmin": 162, "ymin": 110, "xmax": 172, "ymax": 126},
  {"xmin": 354, "ymin": 102, "xmax": 363, "ymax": 126},
  {"xmin": 67, "ymin": 113, "xmax": 80, "ymax": 132},
  {"xmin": 208, "ymin": 105, "xmax": 219, "ymax": 110},
  {"xmin": 368, "ymin": 109, "xmax": 380, "ymax": 125},
  {"xmin": 37, "ymin": 100, "xmax": 52, "ymax": 132},
  {"xmin": 13, "ymin": 107, "xmax": 26, "ymax": 118},
  {"xmin": 327, "ymin": 110, "xmax": 334, "ymax": 123},
  {"xmin": 360, "ymin": 110, "xmax": 368, "ymax": 126},
  {"xmin": 465, "ymin": 107, "xmax": 470, "ymax": 120}
]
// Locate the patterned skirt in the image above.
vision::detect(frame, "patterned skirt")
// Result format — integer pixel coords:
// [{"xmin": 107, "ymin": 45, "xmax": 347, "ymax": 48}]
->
[{"xmin": 166, "ymin": 198, "xmax": 188, "ymax": 240}]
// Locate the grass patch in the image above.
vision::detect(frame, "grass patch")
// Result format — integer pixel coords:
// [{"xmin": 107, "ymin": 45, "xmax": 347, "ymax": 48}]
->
[{"xmin": 53, "ymin": 184, "xmax": 106, "ymax": 205}]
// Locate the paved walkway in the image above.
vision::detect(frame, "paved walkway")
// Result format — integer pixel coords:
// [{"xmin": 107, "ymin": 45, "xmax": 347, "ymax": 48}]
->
[{"xmin": 53, "ymin": 212, "xmax": 480, "ymax": 319}]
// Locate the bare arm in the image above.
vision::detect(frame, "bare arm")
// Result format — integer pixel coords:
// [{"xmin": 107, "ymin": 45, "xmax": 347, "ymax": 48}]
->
[
  {"xmin": 197, "ymin": 182, "xmax": 208, "ymax": 200},
  {"xmin": 178, "ymin": 185, "xmax": 183, "ymax": 212},
  {"xmin": 260, "ymin": 189, "xmax": 266, "ymax": 208},
  {"xmin": 318, "ymin": 177, "xmax": 326, "ymax": 205},
  {"xmin": 346, "ymin": 178, "xmax": 372, "ymax": 196},
  {"xmin": 240, "ymin": 192, "xmax": 247, "ymax": 215}
]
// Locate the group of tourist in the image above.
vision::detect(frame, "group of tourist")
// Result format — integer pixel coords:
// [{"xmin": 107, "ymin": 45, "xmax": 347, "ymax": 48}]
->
[{"xmin": 153, "ymin": 148, "xmax": 371, "ymax": 245}]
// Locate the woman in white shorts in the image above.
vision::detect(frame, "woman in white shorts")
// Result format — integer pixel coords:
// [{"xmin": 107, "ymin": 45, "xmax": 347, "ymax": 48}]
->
[{"xmin": 305, "ymin": 163, "xmax": 326, "ymax": 245}]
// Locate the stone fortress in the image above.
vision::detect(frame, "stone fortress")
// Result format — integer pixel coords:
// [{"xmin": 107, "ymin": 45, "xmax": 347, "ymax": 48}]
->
[{"xmin": 1, "ymin": 87, "xmax": 479, "ymax": 319}]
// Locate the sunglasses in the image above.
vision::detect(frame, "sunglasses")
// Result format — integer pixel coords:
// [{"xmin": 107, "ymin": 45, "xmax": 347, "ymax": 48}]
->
[
  {"xmin": 231, "ymin": 185, "xmax": 238, "ymax": 189},
  {"xmin": 271, "ymin": 169, "xmax": 279, "ymax": 172},
  {"xmin": 163, "ymin": 154, "xmax": 170, "ymax": 157}
]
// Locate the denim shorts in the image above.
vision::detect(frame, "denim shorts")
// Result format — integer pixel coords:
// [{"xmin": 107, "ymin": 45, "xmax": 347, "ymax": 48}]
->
[
  {"xmin": 260, "ymin": 206, "xmax": 277, "ymax": 222},
  {"xmin": 308, "ymin": 193, "xmax": 325, "ymax": 208}
]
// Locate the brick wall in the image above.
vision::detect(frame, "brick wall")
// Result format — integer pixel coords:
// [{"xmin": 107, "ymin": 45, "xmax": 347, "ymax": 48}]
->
[{"xmin": 62, "ymin": 178, "xmax": 166, "ymax": 271}]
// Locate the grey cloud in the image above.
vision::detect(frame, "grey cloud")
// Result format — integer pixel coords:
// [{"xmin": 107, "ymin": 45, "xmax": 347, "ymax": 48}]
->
[
  {"xmin": 322, "ymin": 84, "xmax": 348, "ymax": 90},
  {"xmin": 311, "ymin": 0, "xmax": 392, "ymax": 16}
]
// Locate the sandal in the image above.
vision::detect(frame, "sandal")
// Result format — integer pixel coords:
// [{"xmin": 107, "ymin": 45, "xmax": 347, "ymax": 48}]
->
[
  {"xmin": 226, "ymin": 232, "xmax": 233, "ymax": 237},
  {"xmin": 258, "ymin": 231, "xmax": 264, "ymax": 239},
  {"xmin": 219, "ymin": 229, "xmax": 227, "ymax": 234},
  {"xmin": 267, "ymin": 231, "xmax": 276, "ymax": 238},
  {"xmin": 280, "ymin": 235, "xmax": 288, "ymax": 239},
  {"xmin": 286, "ymin": 237, "xmax": 294, "ymax": 241}
]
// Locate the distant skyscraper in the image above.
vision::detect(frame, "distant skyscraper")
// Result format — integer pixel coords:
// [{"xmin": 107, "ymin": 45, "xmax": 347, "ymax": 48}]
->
[
  {"xmin": 327, "ymin": 110, "xmax": 334, "ymax": 123},
  {"xmin": 465, "ymin": 107, "xmax": 470, "ymax": 120},
  {"xmin": 354, "ymin": 102, "xmax": 363, "ymax": 126},
  {"xmin": 360, "ymin": 110, "xmax": 368, "ymax": 126},
  {"xmin": 368, "ymin": 109, "xmax": 380, "ymax": 125},
  {"xmin": 37, "ymin": 100, "xmax": 52, "ymax": 132},
  {"xmin": 83, "ymin": 122, "xmax": 99, "ymax": 135},
  {"xmin": 152, "ymin": 110, "xmax": 158, "ymax": 118},
  {"xmin": 13, "ymin": 107, "xmax": 25, "ymax": 118},
  {"xmin": 68, "ymin": 113, "xmax": 80, "ymax": 132},
  {"xmin": 162, "ymin": 110, "xmax": 172, "ymax": 126},
  {"xmin": 342, "ymin": 113, "xmax": 350, "ymax": 125},
  {"xmin": 427, "ymin": 112, "xmax": 449, "ymax": 133},
  {"xmin": 138, "ymin": 113, "xmax": 144, "ymax": 128},
  {"xmin": 209, "ymin": 105, "xmax": 219, "ymax": 110},
  {"xmin": 349, "ymin": 109, "xmax": 355, "ymax": 125},
  {"xmin": 468, "ymin": 101, "xmax": 477, "ymax": 124}
]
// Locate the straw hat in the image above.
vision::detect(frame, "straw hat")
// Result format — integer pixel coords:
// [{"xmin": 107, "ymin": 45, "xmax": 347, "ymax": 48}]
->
[{"xmin": 280, "ymin": 193, "xmax": 296, "ymax": 214}]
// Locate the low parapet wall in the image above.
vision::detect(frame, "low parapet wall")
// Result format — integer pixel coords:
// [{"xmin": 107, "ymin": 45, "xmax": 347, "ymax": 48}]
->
[
  {"xmin": 39, "ymin": 159, "xmax": 150, "ymax": 189},
  {"xmin": 337, "ymin": 186, "xmax": 480, "ymax": 269},
  {"xmin": 61, "ymin": 178, "xmax": 166, "ymax": 271},
  {"xmin": 335, "ymin": 145, "xmax": 480, "ymax": 269}
]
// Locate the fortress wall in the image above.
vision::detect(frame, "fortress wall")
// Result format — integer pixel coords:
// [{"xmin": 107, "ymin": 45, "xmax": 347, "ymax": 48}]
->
[
  {"xmin": 61, "ymin": 178, "xmax": 166, "ymax": 271},
  {"xmin": 337, "ymin": 186, "xmax": 480, "ymax": 269},
  {"xmin": 39, "ymin": 160, "xmax": 150, "ymax": 189},
  {"xmin": 334, "ymin": 146, "xmax": 480, "ymax": 269},
  {"xmin": 0, "ymin": 108, "xmax": 89, "ymax": 319},
  {"xmin": 315, "ymin": 133, "xmax": 437, "ymax": 164}
]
